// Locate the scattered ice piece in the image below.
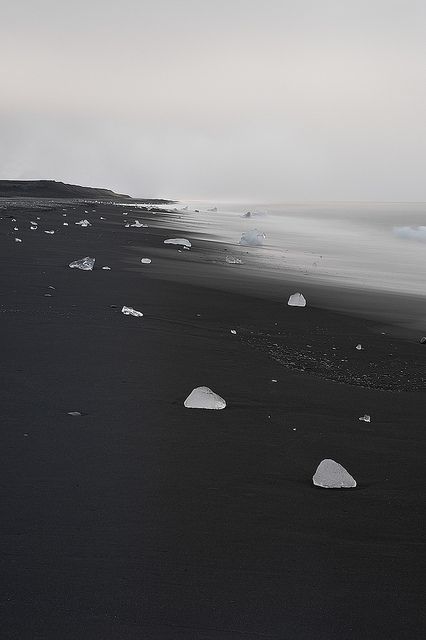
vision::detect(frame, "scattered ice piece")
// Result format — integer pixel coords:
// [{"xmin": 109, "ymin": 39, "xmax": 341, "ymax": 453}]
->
[
  {"xmin": 124, "ymin": 223, "xmax": 130, "ymax": 228},
  {"xmin": 15, "ymin": 238, "xmax": 22, "ymax": 243},
  {"xmin": 68, "ymin": 411, "xmax": 82, "ymax": 416},
  {"xmin": 100, "ymin": 216, "xmax": 106, "ymax": 220},
  {"xmin": 63, "ymin": 222, "xmax": 69, "ymax": 226},
  {"xmin": 121, "ymin": 306, "xmax": 143, "ymax": 317},
  {"xmin": 184, "ymin": 386, "xmax": 226, "ymax": 410},
  {"xmin": 239, "ymin": 229, "xmax": 266, "ymax": 246},
  {"xmin": 230, "ymin": 329, "xmax": 237, "ymax": 335},
  {"xmin": 44, "ymin": 230, "xmax": 55, "ymax": 234},
  {"xmin": 130, "ymin": 220, "xmax": 148, "ymax": 227},
  {"xmin": 30, "ymin": 226, "xmax": 37, "ymax": 230},
  {"xmin": 48, "ymin": 286, "xmax": 55, "ymax": 289},
  {"xmin": 272, "ymin": 379, "xmax": 278, "ymax": 383},
  {"xmin": 164, "ymin": 238, "xmax": 192, "ymax": 248},
  {"xmin": 207, "ymin": 206, "xmax": 217, "ymax": 212},
  {"xmin": 419, "ymin": 337, "xmax": 426, "ymax": 344},
  {"xmin": 141, "ymin": 258, "xmax": 152, "ymax": 264},
  {"xmin": 30, "ymin": 221, "xmax": 37, "ymax": 226},
  {"xmin": 102, "ymin": 266, "xmax": 111, "ymax": 270},
  {"xmin": 13, "ymin": 226, "xmax": 18, "ymax": 231},
  {"xmin": 359, "ymin": 414, "xmax": 371, "ymax": 423},
  {"xmin": 313, "ymin": 459, "xmax": 357, "ymax": 489},
  {"xmin": 288, "ymin": 292, "xmax": 306, "ymax": 307},
  {"xmin": 44, "ymin": 293, "xmax": 52, "ymax": 297},
  {"xmin": 356, "ymin": 344, "xmax": 363, "ymax": 350},
  {"xmin": 225, "ymin": 255, "xmax": 243, "ymax": 264},
  {"xmin": 69, "ymin": 257, "xmax": 95, "ymax": 271},
  {"xmin": 75, "ymin": 219, "xmax": 91, "ymax": 227}
]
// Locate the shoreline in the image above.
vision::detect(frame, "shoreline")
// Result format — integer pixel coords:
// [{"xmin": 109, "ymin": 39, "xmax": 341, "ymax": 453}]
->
[{"xmin": 0, "ymin": 197, "xmax": 425, "ymax": 638}]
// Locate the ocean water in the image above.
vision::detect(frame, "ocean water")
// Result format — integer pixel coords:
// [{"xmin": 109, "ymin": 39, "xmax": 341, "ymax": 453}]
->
[{"xmin": 168, "ymin": 201, "xmax": 426, "ymax": 298}]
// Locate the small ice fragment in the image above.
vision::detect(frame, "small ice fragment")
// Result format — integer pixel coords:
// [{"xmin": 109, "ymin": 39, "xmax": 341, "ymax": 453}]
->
[
  {"xmin": 121, "ymin": 306, "xmax": 143, "ymax": 317},
  {"xmin": 44, "ymin": 293, "xmax": 52, "ymax": 297},
  {"xmin": 102, "ymin": 266, "xmax": 111, "ymax": 270},
  {"xmin": 184, "ymin": 386, "xmax": 226, "ymax": 410},
  {"xmin": 15, "ymin": 238, "xmax": 22, "ymax": 243},
  {"xmin": 225, "ymin": 255, "xmax": 243, "ymax": 264},
  {"xmin": 44, "ymin": 230, "xmax": 55, "ymax": 234},
  {"xmin": 356, "ymin": 344, "xmax": 362, "ymax": 350},
  {"xmin": 30, "ymin": 226, "xmax": 37, "ymax": 230},
  {"xmin": 63, "ymin": 222, "xmax": 69, "ymax": 226},
  {"xmin": 313, "ymin": 459, "xmax": 357, "ymax": 488},
  {"xmin": 272, "ymin": 379, "xmax": 278, "ymax": 383},
  {"xmin": 100, "ymin": 216, "xmax": 106, "ymax": 220},
  {"xmin": 48, "ymin": 286, "xmax": 55, "ymax": 289},
  {"xmin": 359, "ymin": 414, "xmax": 371, "ymax": 423},
  {"xmin": 75, "ymin": 219, "xmax": 91, "ymax": 227},
  {"xmin": 164, "ymin": 238, "xmax": 192, "ymax": 248},
  {"xmin": 14, "ymin": 226, "xmax": 18, "ymax": 231},
  {"xmin": 239, "ymin": 229, "xmax": 266, "ymax": 246},
  {"xmin": 124, "ymin": 223, "xmax": 130, "ymax": 227},
  {"xmin": 419, "ymin": 337, "xmax": 426, "ymax": 344},
  {"xmin": 230, "ymin": 329, "xmax": 237, "ymax": 335},
  {"xmin": 69, "ymin": 257, "xmax": 95, "ymax": 271},
  {"xmin": 130, "ymin": 220, "xmax": 148, "ymax": 227},
  {"xmin": 288, "ymin": 292, "xmax": 306, "ymax": 307},
  {"xmin": 30, "ymin": 221, "xmax": 37, "ymax": 226},
  {"xmin": 141, "ymin": 258, "xmax": 152, "ymax": 264},
  {"xmin": 67, "ymin": 411, "xmax": 82, "ymax": 416}
]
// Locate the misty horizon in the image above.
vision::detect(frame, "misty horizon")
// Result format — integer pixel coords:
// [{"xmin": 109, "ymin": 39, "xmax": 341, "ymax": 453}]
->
[{"xmin": 1, "ymin": 1, "xmax": 426, "ymax": 201}]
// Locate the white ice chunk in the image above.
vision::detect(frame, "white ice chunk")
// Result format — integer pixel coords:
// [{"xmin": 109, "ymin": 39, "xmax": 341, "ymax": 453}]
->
[
  {"xmin": 63, "ymin": 222, "xmax": 69, "ymax": 226},
  {"xmin": 68, "ymin": 411, "xmax": 82, "ymax": 416},
  {"xmin": 131, "ymin": 220, "xmax": 148, "ymax": 227},
  {"xmin": 141, "ymin": 258, "xmax": 152, "ymax": 264},
  {"xmin": 359, "ymin": 414, "xmax": 371, "ymax": 422},
  {"xmin": 69, "ymin": 257, "xmax": 95, "ymax": 271},
  {"xmin": 164, "ymin": 238, "xmax": 192, "ymax": 248},
  {"xmin": 15, "ymin": 237, "xmax": 22, "ymax": 243},
  {"xmin": 225, "ymin": 255, "xmax": 243, "ymax": 264},
  {"xmin": 313, "ymin": 459, "xmax": 357, "ymax": 488},
  {"xmin": 356, "ymin": 344, "xmax": 362, "ymax": 350},
  {"xmin": 75, "ymin": 219, "xmax": 91, "ymax": 227},
  {"xmin": 288, "ymin": 292, "xmax": 306, "ymax": 307},
  {"xmin": 121, "ymin": 306, "xmax": 143, "ymax": 317},
  {"xmin": 44, "ymin": 230, "xmax": 55, "ymax": 234},
  {"xmin": 184, "ymin": 386, "xmax": 226, "ymax": 410},
  {"xmin": 102, "ymin": 266, "xmax": 111, "ymax": 270},
  {"xmin": 239, "ymin": 229, "xmax": 266, "ymax": 246},
  {"xmin": 230, "ymin": 329, "xmax": 237, "ymax": 335}
]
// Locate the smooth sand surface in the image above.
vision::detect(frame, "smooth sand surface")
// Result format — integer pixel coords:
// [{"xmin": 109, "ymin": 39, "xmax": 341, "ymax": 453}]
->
[{"xmin": 0, "ymin": 199, "xmax": 425, "ymax": 639}]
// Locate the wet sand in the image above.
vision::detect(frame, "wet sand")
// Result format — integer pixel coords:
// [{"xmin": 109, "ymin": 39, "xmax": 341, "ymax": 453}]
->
[{"xmin": 0, "ymin": 199, "xmax": 425, "ymax": 638}]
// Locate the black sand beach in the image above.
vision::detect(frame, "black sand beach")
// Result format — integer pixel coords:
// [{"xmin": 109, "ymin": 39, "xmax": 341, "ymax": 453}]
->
[{"xmin": 0, "ymin": 195, "xmax": 425, "ymax": 638}]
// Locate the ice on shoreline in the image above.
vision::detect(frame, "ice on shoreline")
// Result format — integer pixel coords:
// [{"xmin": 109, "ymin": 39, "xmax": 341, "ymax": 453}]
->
[
  {"xmin": 164, "ymin": 238, "xmax": 192, "ymax": 248},
  {"xmin": 69, "ymin": 257, "xmax": 95, "ymax": 270},
  {"xmin": 184, "ymin": 386, "xmax": 226, "ymax": 409},
  {"xmin": 288, "ymin": 292, "xmax": 306, "ymax": 307},
  {"xmin": 239, "ymin": 229, "xmax": 266, "ymax": 246},
  {"xmin": 313, "ymin": 459, "xmax": 357, "ymax": 488}
]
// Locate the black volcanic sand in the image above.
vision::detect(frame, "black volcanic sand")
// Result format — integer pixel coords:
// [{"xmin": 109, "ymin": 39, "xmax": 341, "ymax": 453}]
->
[{"xmin": 0, "ymin": 200, "xmax": 425, "ymax": 639}]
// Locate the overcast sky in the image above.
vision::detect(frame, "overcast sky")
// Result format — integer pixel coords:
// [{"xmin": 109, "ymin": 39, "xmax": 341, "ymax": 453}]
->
[{"xmin": 1, "ymin": 1, "xmax": 425, "ymax": 201}]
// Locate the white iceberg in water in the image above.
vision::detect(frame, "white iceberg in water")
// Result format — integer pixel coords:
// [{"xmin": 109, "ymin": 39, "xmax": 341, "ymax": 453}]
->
[
  {"xmin": 239, "ymin": 229, "xmax": 266, "ymax": 246},
  {"xmin": 121, "ymin": 306, "xmax": 143, "ymax": 317},
  {"xmin": 141, "ymin": 258, "xmax": 152, "ymax": 264},
  {"xmin": 69, "ymin": 257, "xmax": 95, "ymax": 270},
  {"xmin": 75, "ymin": 219, "xmax": 91, "ymax": 227},
  {"xmin": 359, "ymin": 414, "xmax": 371, "ymax": 422},
  {"xmin": 225, "ymin": 255, "xmax": 243, "ymax": 264},
  {"xmin": 393, "ymin": 225, "xmax": 426, "ymax": 242},
  {"xmin": 184, "ymin": 386, "xmax": 226, "ymax": 410},
  {"xmin": 164, "ymin": 238, "xmax": 192, "ymax": 248},
  {"xmin": 288, "ymin": 292, "xmax": 306, "ymax": 307},
  {"xmin": 313, "ymin": 459, "xmax": 357, "ymax": 488}
]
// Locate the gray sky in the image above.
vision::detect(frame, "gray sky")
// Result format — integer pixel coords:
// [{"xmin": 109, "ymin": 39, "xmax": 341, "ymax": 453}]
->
[{"xmin": 1, "ymin": 1, "xmax": 425, "ymax": 200}]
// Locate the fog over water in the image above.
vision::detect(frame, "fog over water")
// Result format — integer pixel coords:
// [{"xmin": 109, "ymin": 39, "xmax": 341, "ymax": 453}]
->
[{"xmin": 165, "ymin": 201, "xmax": 426, "ymax": 300}]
